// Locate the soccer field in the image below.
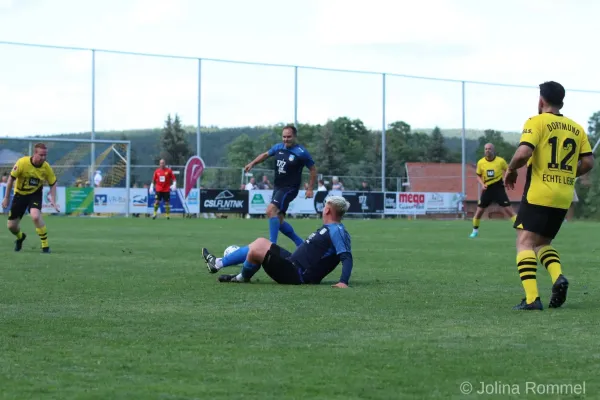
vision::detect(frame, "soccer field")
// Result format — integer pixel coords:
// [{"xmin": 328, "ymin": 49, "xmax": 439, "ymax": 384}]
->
[{"xmin": 1, "ymin": 216, "xmax": 598, "ymax": 399}]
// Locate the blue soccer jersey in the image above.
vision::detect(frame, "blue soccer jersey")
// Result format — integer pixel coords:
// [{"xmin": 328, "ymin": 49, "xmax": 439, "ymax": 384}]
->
[
  {"xmin": 267, "ymin": 143, "xmax": 315, "ymax": 190},
  {"xmin": 290, "ymin": 223, "xmax": 354, "ymax": 284}
]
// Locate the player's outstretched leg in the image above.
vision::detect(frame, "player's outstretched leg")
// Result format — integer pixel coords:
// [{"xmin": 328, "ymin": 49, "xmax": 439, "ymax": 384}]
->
[
  {"xmin": 217, "ymin": 238, "xmax": 270, "ymax": 283},
  {"xmin": 537, "ymin": 245, "xmax": 569, "ymax": 308},
  {"xmin": 202, "ymin": 246, "xmax": 249, "ymax": 274}
]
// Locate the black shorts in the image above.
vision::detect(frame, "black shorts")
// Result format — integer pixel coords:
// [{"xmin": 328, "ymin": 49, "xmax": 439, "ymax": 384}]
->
[
  {"xmin": 514, "ymin": 201, "xmax": 567, "ymax": 240},
  {"xmin": 155, "ymin": 191, "xmax": 170, "ymax": 202},
  {"xmin": 271, "ymin": 187, "xmax": 299, "ymax": 214},
  {"xmin": 261, "ymin": 243, "xmax": 304, "ymax": 285},
  {"xmin": 8, "ymin": 190, "xmax": 43, "ymax": 221},
  {"xmin": 479, "ymin": 182, "xmax": 511, "ymax": 208}
]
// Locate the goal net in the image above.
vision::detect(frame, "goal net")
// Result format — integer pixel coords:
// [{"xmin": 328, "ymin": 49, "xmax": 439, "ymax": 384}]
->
[{"xmin": 0, "ymin": 136, "xmax": 132, "ymax": 217}]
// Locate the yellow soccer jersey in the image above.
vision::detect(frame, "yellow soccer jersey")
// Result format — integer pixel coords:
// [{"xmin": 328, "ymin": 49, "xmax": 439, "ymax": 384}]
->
[
  {"xmin": 519, "ymin": 113, "xmax": 593, "ymax": 209},
  {"xmin": 10, "ymin": 156, "xmax": 57, "ymax": 195},
  {"xmin": 476, "ymin": 156, "xmax": 508, "ymax": 186}
]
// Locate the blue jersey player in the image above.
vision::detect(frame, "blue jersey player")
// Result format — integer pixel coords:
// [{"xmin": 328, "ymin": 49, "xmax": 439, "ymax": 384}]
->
[
  {"xmin": 244, "ymin": 125, "xmax": 317, "ymax": 246},
  {"xmin": 202, "ymin": 196, "xmax": 353, "ymax": 288}
]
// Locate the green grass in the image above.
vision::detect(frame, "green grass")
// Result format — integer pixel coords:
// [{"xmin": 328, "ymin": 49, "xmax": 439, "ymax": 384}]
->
[{"xmin": 1, "ymin": 216, "xmax": 598, "ymax": 399}]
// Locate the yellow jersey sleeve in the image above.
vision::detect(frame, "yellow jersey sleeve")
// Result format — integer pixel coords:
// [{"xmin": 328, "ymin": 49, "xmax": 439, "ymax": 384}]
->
[
  {"xmin": 519, "ymin": 117, "xmax": 543, "ymax": 150},
  {"xmin": 45, "ymin": 163, "xmax": 57, "ymax": 186},
  {"xmin": 476, "ymin": 159, "xmax": 483, "ymax": 176},
  {"xmin": 10, "ymin": 157, "xmax": 24, "ymax": 179}
]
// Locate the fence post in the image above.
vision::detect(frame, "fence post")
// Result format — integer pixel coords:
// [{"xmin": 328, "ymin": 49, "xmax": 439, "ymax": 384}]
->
[
  {"xmin": 381, "ymin": 73, "xmax": 386, "ymax": 192},
  {"xmin": 461, "ymin": 81, "xmax": 466, "ymax": 219}
]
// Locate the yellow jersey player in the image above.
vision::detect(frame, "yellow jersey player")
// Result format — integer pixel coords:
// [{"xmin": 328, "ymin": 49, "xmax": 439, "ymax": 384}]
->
[
  {"xmin": 1, "ymin": 143, "xmax": 59, "ymax": 253},
  {"xmin": 469, "ymin": 143, "xmax": 517, "ymax": 238},
  {"xmin": 505, "ymin": 81, "xmax": 594, "ymax": 311}
]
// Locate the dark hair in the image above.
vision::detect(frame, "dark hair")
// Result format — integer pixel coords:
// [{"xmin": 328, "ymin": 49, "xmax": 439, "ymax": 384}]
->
[
  {"xmin": 539, "ymin": 81, "xmax": 565, "ymax": 108},
  {"xmin": 283, "ymin": 124, "xmax": 297, "ymax": 136}
]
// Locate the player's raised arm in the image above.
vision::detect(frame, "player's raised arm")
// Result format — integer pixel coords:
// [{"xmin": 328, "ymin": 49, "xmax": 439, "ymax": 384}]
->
[{"xmin": 245, "ymin": 144, "xmax": 279, "ymax": 173}]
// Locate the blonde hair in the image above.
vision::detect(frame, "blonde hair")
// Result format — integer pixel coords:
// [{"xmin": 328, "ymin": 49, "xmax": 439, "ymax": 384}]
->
[{"xmin": 325, "ymin": 195, "xmax": 350, "ymax": 217}]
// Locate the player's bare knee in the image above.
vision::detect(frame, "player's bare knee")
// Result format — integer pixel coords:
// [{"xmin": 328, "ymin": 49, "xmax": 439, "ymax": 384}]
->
[{"xmin": 266, "ymin": 204, "xmax": 279, "ymax": 218}]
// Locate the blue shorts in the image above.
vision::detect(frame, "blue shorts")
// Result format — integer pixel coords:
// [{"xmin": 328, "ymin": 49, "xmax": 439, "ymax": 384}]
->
[{"xmin": 271, "ymin": 187, "xmax": 299, "ymax": 214}]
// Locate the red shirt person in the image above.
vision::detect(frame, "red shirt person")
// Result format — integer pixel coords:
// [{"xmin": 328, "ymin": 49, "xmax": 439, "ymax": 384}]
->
[{"xmin": 151, "ymin": 159, "xmax": 176, "ymax": 219}]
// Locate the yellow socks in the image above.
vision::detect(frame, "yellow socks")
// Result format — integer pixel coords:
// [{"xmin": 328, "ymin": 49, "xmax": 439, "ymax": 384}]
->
[
  {"xmin": 511, "ymin": 215, "xmax": 516, "ymax": 223},
  {"xmin": 36, "ymin": 226, "xmax": 48, "ymax": 248},
  {"xmin": 153, "ymin": 203, "xmax": 159, "ymax": 216},
  {"xmin": 165, "ymin": 204, "xmax": 171, "ymax": 217},
  {"xmin": 517, "ymin": 250, "xmax": 538, "ymax": 304},
  {"xmin": 538, "ymin": 245, "xmax": 562, "ymax": 283},
  {"xmin": 11, "ymin": 230, "xmax": 23, "ymax": 240}
]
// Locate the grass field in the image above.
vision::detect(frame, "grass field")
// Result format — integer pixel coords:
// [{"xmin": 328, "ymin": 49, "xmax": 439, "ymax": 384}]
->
[{"xmin": 1, "ymin": 216, "xmax": 598, "ymax": 399}]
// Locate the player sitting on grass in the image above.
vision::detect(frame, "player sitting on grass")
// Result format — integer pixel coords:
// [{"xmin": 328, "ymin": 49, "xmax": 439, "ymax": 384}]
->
[{"xmin": 202, "ymin": 195, "xmax": 353, "ymax": 288}]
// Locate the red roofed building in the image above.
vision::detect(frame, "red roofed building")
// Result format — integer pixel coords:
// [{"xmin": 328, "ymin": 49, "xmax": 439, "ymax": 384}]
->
[{"xmin": 404, "ymin": 162, "xmax": 577, "ymax": 219}]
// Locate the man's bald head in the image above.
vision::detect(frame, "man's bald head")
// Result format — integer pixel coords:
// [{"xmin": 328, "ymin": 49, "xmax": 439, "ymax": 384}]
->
[{"xmin": 484, "ymin": 143, "xmax": 496, "ymax": 160}]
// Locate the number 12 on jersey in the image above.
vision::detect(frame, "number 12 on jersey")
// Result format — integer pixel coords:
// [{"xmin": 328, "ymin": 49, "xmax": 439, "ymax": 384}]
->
[{"xmin": 547, "ymin": 136, "xmax": 576, "ymax": 172}]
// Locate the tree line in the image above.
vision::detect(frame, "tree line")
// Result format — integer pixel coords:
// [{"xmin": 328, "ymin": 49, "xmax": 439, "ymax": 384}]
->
[{"xmin": 3, "ymin": 111, "xmax": 600, "ymax": 218}]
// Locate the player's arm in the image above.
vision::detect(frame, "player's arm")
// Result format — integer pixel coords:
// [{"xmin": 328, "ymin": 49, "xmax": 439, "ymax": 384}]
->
[
  {"xmin": 475, "ymin": 161, "xmax": 486, "ymax": 188},
  {"xmin": 507, "ymin": 118, "xmax": 541, "ymax": 172},
  {"xmin": 2, "ymin": 175, "xmax": 15, "ymax": 205},
  {"xmin": 304, "ymin": 151, "xmax": 317, "ymax": 196},
  {"xmin": 46, "ymin": 165, "xmax": 59, "ymax": 211},
  {"xmin": 330, "ymin": 228, "xmax": 353, "ymax": 287},
  {"xmin": 170, "ymin": 170, "xmax": 177, "ymax": 189},
  {"xmin": 3, "ymin": 160, "xmax": 21, "ymax": 201},
  {"xmin": 245, "ymin": 144, "xmax": 279, "ymax": 172},
  {"xmin": 577, "ymin": 131, "xmax": 594, "ymax": 177}
]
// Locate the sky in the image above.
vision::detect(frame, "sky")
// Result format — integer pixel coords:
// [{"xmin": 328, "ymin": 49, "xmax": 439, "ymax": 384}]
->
[{"xmin": 1, "ymin": 0, "xmax": 600, "ymax": 138}]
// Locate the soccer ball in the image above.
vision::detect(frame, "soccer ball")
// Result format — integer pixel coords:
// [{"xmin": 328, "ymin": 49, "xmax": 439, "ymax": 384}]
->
[{"xmin": 224, "ymin": 245, "xmax": 240, "ymax": 257}]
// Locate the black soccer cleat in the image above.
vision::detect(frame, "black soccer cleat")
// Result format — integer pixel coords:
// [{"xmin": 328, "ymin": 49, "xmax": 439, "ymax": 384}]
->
[
  {"xmin": 202, "ymin": 248, "xmax": 219, "ymax": 274},
  {"xmin": 14, "ymin": 233, "xmax": 26, "ymax": 252},
  {"xmin": 218, "ymin": 274, "xmax": 249, "ymax": 283},
  {"xmin": 549, "ymin": 274, "xmax": 569, "ymax": 308},
  {"xmin": 512, "ymin": 297, "xmax": 543, "ymax": 311},
  {"xmin": 41, "ymin": 247, "xmax": 51, "ymax": 254}
]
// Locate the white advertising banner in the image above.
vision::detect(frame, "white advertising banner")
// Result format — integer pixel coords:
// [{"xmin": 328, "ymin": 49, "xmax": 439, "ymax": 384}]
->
[
  {"xmin": 424, "ymin": 192, "xmax": 462, "ymax": 213},
  {"xmin": 384, "ymin": 192, "xmax": 461, "ymax": 215},
  {"xmin": 93, "ymin": 188, "xmax": 128, "ymax": 213},
  {"xmin": 129, "ymin": 188, "xmax": 151, "ymax": 213},
  {"xmin": 42, "ymin": 186, "xmax": 66, "ymax": 214},
  {"xmin": 248, "ymin": 190, "xmax": 316, "ymax": 215}
]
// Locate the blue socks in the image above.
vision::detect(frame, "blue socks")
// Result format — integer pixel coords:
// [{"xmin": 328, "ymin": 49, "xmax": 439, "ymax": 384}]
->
[
  {"xmin": 241, "ymin": 260, "xmax": 260, "ymax": 280},
  {"xmin": 221, "ymin": 246, "xmax": 249, "ymax": 267},
  {"xmin": 269, "ymin": 217, "xmax": 280, "ymax": 243},
  {"xmin": 280, "ymin": 221, "xmax": 304, "ymax": 247}
]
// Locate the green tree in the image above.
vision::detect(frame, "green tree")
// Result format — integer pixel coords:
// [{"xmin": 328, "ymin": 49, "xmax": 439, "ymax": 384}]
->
[
  {"xmin": 475, "ymin": 129, "xmax": 517, "ymax": 161},
  {"xmin": 157, "ymin": 113, "xmax": 193, "ymax": 165},
  {"xmin": 226, "ymin": 134, "xmax": 256, "ymax": 169},
  {"xmin": 587, "ymin": 111, "xmax": 600, "ymax": 145},
  {"xmin": 314, "ymin": 121, "xmax": 345, "ymax": 175},
  {"xmin": 428, "ymin": 126, "xmax": 449, "ymax": 162}
]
